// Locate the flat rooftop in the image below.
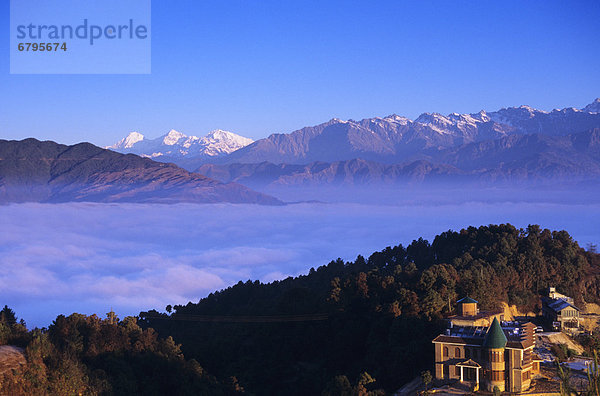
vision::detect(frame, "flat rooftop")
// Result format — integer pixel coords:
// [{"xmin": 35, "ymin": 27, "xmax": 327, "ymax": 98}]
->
[
  {"xmin": 447, "ymin": 309, "xmax": 503, "ymax": 321},
  {"xmin": 433, "ymin": 322, "xmax": 533, "ymax": 348}
]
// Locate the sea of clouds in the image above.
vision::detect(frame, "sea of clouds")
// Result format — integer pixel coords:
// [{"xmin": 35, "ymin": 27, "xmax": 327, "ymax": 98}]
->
[{"xmin": 1, "ymin": 201, "xmax": 598, "ymax": 328}]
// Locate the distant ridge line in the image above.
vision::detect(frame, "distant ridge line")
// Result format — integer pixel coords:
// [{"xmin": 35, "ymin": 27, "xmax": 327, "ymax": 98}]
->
[{"xmin": 146, "ymin": 313, "xmax": 329, "ymax": 323}]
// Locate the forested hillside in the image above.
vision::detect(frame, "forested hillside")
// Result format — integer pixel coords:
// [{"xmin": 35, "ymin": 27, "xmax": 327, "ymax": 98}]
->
[
  {"xmin": 141, "ymin": 224, "xmax": 600, "ymax": 395},
  {"xmin": 0, "ymin": 308, "xmax": 243, "ymax": 395}
]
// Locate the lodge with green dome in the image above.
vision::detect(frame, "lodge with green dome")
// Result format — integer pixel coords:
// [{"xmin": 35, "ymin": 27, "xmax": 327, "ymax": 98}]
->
[{"xmin": 432, "ymin": 298, "xmax": 542, "ymax": 393}]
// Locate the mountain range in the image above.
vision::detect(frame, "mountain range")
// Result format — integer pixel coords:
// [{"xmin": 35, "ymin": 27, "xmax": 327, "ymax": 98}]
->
[
  {"xmin": 4, "ymin": 99, "xmax": 598, "ymax": 205},
  {"xmin": 0, "ymin": 139, "xmax": 281, "ymax": 205},
  {"xmin": 110, "ymin": 99, "xmax": 600, "ymax": 165},
  {"xmin": 218, "ymin": 99, "xmax": 600, "ymax": 166},
  {"xmin": 196, "ymin": 128, "xmax": 600, "ymax": 188},
  {"xmin": 107, "ymin": 99, "xmax": 600, "ymax": 188}
]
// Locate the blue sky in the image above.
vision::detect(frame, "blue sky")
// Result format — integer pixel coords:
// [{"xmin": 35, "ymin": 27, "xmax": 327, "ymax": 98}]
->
[{"xmin": 1, "ymin": 0, "xmax": 599, "ymax": 146}]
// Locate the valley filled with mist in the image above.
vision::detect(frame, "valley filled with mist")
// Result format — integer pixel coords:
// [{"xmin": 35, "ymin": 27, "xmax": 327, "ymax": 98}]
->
[{"xmin": 1, "ymin": 196, "xmax": 598, "ymax": 329}]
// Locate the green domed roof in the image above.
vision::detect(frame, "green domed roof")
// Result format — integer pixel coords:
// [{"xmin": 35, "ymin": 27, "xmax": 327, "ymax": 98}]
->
[
  {"xmin": 483, "ymin": 317, "xmax": 507, "ymax": 349},
  {"xmin": 457, "ymin": 297, "xmax": 478, "ymax": 304}
]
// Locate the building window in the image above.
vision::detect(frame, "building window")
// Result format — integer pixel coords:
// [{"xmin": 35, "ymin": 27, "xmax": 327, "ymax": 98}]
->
[
  {"xmin": 466, "ymin": 348, "xmax": 471, "ymax": 359},
  {"xmin": 455, "ymin": 347, "xmax": 461, "ymax": 358},
  {"xmin": 443, "ymin": 347, "xmax": 448, "ymax": 357},
  {"xmin": 455, "ymin": 366, "xmax": 460, "ymax": 376},
  {"xmin": 490, "ymin": 351, "xmax": 503, "ymax": 362}
]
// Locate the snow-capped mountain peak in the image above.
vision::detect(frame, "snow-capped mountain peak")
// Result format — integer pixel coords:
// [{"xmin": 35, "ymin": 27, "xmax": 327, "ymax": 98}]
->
[
  {"xmin": 415, "ymin": 113, "xmax": 455, "ymax": 133},
  {"xmin": 519, "ymin": 104, "xmax": 536, "ymax": 112},
  {"xmin": 162, "ymin": 129, "xmax": 188, "ymax": 146},
  {"xmin": 383, "ymin": 114, "xmax": 411, "ymax": 125},
  {"xmin": 108, "ymin": 128, "xmax": 254, "ymax": 159},
  {"xmin": 583, "ymin": 98, "xmax": 600, "ymax": 114},
  {"xmin": 107, "ymin": 131, "xmax": 145, "ymax": 149},
  {"xmin": 470, "ymin": 110, "xmax": 490, "ymax": 122},
  {"xmin": 204, "ymin": 129, "xmax": 246, "ymax": 142},
  {"xmin": 199, "ymin": 130, "xmax": 254, "ymax": 156}
]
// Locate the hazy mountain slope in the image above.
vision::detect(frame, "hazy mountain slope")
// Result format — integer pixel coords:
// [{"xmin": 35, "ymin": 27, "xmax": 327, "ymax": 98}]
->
[
  {"xmin": 223, "ymin": 116, "xmax": 463, "ymax": 164},
  {"xmin": 438, "ymin": 128, "xmax": 600, "ymax": 179},
  {"xmin": 196, "ymin": 129, "xmax": 600, "ymax": 187},
  {"xmin": 0, "ymin": 139, "xmax": 281, "ymax": 204},
  {"xmin": 197, "ymin": 159, "xmax": 465, "ymax": 188}
]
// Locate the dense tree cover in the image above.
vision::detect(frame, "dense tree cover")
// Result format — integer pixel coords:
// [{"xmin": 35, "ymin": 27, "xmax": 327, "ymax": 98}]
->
[
  {"xmin": 0, "ymin": 311, "xmax": 242, "ymax": 395},
  {"xmin": 578, "ymin": 333, "xmax": 600, "ymax": 359},
  {"xmin": 140, "ymin": 224, "xmax": 600, "ymax": 395},
  {"xmin": 0, "ymin": 305, "xmax": 28, "ymax": 346}
]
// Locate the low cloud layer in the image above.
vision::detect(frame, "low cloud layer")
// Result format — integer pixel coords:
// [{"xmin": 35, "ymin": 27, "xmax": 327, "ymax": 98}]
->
[{"xmin": 0, "ymin": 201, "xmax": 598, "ymax": 327}]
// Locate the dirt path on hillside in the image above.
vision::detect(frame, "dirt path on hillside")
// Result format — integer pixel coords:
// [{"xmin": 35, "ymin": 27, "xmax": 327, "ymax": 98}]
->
[
  {"xmin": 543, "ymin": 332, "xmax": 584, "ymax": 354},
  {"xmin": 500, "ymin": 302, "xmax": 537, "ymax": 320},
  {"xmin": 0, "ymin": 346, "xmax": 26, "ymax": 376}
]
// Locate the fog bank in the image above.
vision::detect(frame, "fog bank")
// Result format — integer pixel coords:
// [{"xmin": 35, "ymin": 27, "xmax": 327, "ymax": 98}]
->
[{"xmin": 0, "ymin": 201, "xmax": 598, "ymax": 327}]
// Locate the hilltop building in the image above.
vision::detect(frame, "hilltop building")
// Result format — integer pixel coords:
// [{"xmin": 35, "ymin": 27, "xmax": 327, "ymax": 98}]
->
[
  {"xmin": 541, "ymin": 287, "xmax": 580, "ymax": 333},
  {"xmin": 447, "ymin": 296, "xmax": 504, "ymax": 327},
  {"xmin": 432, "ymin": 298, "xmax": 542, "ymax": 393}
]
